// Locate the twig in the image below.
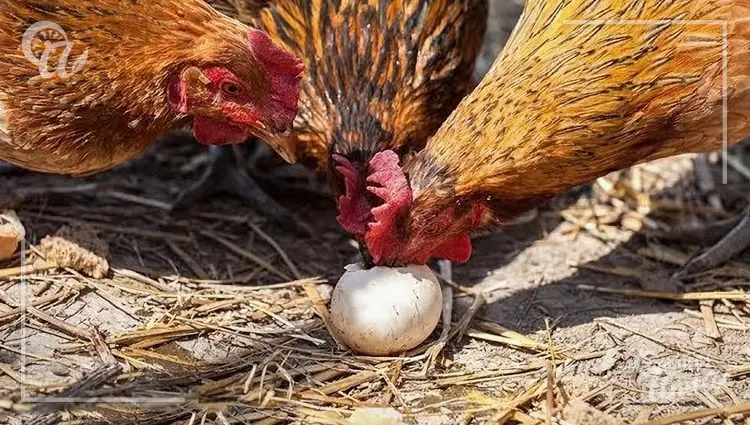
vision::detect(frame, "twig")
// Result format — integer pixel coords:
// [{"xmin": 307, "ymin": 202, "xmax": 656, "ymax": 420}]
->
[
  {"xmin": 300, "ymin": 282, "xmax": 341, "ymax": 349},
  {"xmin": 450, "ymin": 291, "xmax": 486, "ymax": 341},
  {"xmin": 596, "ymin": 319, "xmax": 725, "ymax": 364},
  {"xmin": 193, "ymin": 212, "xmax": 303, "ymax": 279},
  {"xmin": 571, "ymin": 262, "xmax": 646, "ymax": 279},
  {"xmin": 104, "ymin": 191, "xmax": 172, "ymax": 210},
  {"xmin": 0, "ymin": 288, "xmax": 72, "ymax": 322},
  {"xmin": 0, "ymin": 261, "xmax": 57, "ymax": 279},
  {"xmin": 32, "ymin": 214, "xmax": 191, "ymax": 242},
  {"xmin": 166, "ymin": 240, "xmax": 209, "ymax": 279},
  {"xmin": 545, "ymin": 361, "xmax": 555, "ymax": 425},
  {"xmin": 633, "ymin": 401, "xmax": 750, "ymax": 425},
  {"xmin": 577, "ymin": 284, "xmax": 748, "ymax": 301},
  {"xmin": 637, "ymin": 245, "xmax": 689, "ymax": 266},
  {"xmin": 245, "ymin": 221, "xmax": 302, "ymax": 279},
  {"xmin": 728, "ymin": 364, "xmax": 750, "ymax": 378},
  {"xmin": 200, "ymin": 231, "xmax": 290, "ymax": 280},
  {"xmin": 466, "ymin": 329, "xmax": 546, "ymax": 351},
  {"xmin": 382, "ymin": 359, "xmax": 403, "ymax": 406},
  {"xmin": 29, "ymin": 362, "xmax": 123, "ymax": 414},
  {"xmin": 423, "ymin": 284, "xmax": 453, "ymax": 375},
  {"xmin": 306, "ymin": 368, "xmax": 386, "ymax": 396},
  {"xmin": 0, "ymin": 362, "xmax": 64, "ymax": 388},
  {"xmin": 91, "ymin": 329, "xmax": 116, "ymax": 364},
  {"xmin": 699, "ymin": 300, "xmax": 722, "ymax": 340},
  {"xmin": 112, "ymin": 268, "xmax": 173, "ymax": 293},
  {"xmin": 378, "ymin": 369, "xmax": 406, "ymax": 408},
  {"xmin": 683, "ymin": 309, "xmax": 748, "ymax": 331},
  {"xmin": 15, "ymin": 183, "xmax": 99, "ymax": 197},
  {"xmin": 27, "ymin": 306, "xmax": 91, "ymax": 341}
]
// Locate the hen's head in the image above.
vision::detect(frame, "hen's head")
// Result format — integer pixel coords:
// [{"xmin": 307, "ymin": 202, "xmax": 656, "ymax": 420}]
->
[
  {"xmin": 333, "ymin": 150, "xmax": 480, "ymax": 267},
  {"xmin": 167, "ymin": 29, "xmax": 303, "ymax": 162}
]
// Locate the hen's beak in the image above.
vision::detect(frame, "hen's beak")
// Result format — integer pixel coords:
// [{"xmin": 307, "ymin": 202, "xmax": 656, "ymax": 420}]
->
[
  {"xmin": 264, "ymin": 134, "xmax": 298, "ymax": 164},
  {"xmin": 358, "ymin": 241, "xmax": 375, "ymax": 269}
]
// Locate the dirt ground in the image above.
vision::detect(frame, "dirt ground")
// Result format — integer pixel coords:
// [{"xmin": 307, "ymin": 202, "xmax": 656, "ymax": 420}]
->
[{"xmin": 2, "ymin": 1, "xmax": 750, "ymax": 424}]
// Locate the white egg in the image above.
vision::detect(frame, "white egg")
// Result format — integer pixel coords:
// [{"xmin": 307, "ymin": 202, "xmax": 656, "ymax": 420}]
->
[{"xmin": 329, "ymin": 263, "xmax": 442, "ymax": 356}]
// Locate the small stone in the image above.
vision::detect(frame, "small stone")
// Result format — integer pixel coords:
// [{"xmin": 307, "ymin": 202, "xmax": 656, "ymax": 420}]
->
[
  {"xmin": 590, "ymin": 347, "xmax": 622, "ymax": 375},
  {"xmin": 49, "ymin": 362, "xmax": 69, "ymax": 376}
]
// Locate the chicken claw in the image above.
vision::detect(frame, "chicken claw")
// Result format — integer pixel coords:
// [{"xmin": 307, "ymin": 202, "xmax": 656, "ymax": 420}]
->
[
  {"xmin": 423, "ymin": 260, "xmax": 454, "ymax": 374},
  {"xmin": 172, "ymin": 145, "xmax": 314, "ymax": 237},
  {"xmin": 422, "ymin": 260, "xmax": 486, "ymax": 375},
  {"xmin": 670, "ymin": 209, "xmax": 750, "ymax": 279}
]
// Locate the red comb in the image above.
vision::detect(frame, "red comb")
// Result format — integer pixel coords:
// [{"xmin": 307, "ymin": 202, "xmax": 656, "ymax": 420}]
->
[
  {"xmin": 334, "ymin": 154, "xmax": 371, "ymax": 237},
  {"xmin": 246, "ymin": 29, "xmax": 303, "ymax": 131},
  {"xmin": 247, "ymin": 29, "xmax": 304, "ymax": 76},
  {"xmin": 364, "ymin": 151, "xmax": 413, "ymax": 264}
]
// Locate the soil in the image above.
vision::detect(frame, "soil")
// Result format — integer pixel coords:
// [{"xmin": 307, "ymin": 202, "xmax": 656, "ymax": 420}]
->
[{"xmin": 1, "ymin": 1, "xmax": 749, "ymax": 424}]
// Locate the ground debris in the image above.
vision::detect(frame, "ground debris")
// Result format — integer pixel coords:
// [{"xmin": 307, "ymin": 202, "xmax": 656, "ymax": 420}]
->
[
  {"xmin": 560, "ymin": 399, "xmax": 626, "ymax": 425},
  {"xmin": 348, "ymin": 408, "xmax": 406, "ymax": 425},
  {"xmin": 39, "ymin": 223, "xmax": 109, "ymax": 278},
  {"xmin": 4, "ymin": 130, "xmax": 750, "ymax": 425}
]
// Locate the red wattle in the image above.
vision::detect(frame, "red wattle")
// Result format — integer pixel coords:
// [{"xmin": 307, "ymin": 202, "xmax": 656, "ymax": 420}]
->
[
  {"xmin": 431, "ymin": 235, "xmax": 472, "ymax": 264},
  {"xmin": 192, "ymin": 116, "xmax": 247, "ymax": 145},
  {"xmin": 333, "ymin": 154, "xmax": 371, "ymax": 237}
]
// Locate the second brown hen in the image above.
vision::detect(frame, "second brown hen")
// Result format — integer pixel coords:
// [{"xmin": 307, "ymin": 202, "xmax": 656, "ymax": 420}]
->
[{"xmin": 342, "ymin": 0, "xmax": 750, "ymax": 278}]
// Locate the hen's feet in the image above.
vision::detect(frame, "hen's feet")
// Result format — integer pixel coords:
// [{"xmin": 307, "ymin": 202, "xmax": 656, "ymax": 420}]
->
[
  {"xmin": 423, "ymin": 260, "xmax": 454, "ymax": 374},
  {"xmin": 172, "ymin": 145, "xmax": 313, "ymax": 236},
  {"xmin": 422, "ymin": 260, "xmax": 486, "ymax": 374},
  {"xmin": 661, "ymin": 210, "xmax": 750, "ymax": 279}
]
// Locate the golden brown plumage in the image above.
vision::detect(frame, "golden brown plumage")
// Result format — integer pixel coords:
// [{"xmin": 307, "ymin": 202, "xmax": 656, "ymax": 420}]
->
[
  {"xmin": 353, "ymin": 0, "xmax": 750, "ymax": 266},
  {"xmin": 214, "ymin": 0, "xmax": 487, "ymax": 172},
  {"xmin": 0, "ymin": 0, "xmax": 302, "ymax": 176}
]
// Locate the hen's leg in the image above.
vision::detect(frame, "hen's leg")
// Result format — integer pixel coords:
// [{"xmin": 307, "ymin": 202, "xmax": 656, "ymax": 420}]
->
[
  {"xmin": 172, "ymin": 145, "xmax": 313, "ymax": 236},
  {"xmin": 669, "ymin": 209, "xmax": 750, "ymax": 278},
  {"xmin": 423, "ymin": 260, "xmax": 455, "ymax": 374},
  {"xmin": 423, "ymin": 260, "xmax": 486, "ymax": 374}
]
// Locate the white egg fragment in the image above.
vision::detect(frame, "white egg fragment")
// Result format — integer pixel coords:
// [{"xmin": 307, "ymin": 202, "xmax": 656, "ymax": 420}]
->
[{"xmin": 329, "ymin": 263, "xmax": 442, "ymax": 356}]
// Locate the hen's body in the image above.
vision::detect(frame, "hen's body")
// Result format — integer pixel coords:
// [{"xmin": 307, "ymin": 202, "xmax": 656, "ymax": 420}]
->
[
  {"xmin": 0, "ymin": 0, "xmax": 301, "ymax": 176},
  {"xmin": 258, "ymin": 0, "xmax": 488, "ymax": 173},
  {"xmin": 354, "ymin": 0, "xmax": 750, "ymax": 267},
  {"xmin": 414, "ymin": 0, "xmax": 750, "ymax": 213}
]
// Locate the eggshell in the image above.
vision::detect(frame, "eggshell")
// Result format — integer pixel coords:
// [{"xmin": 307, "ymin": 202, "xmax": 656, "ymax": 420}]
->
[
  {"xmin": 0, "ymin": 210, "xmax": 25, "ymax": 261},
  {"xmin": 329, "ymin": 263, "xmax": 442, "ymax": 356}
]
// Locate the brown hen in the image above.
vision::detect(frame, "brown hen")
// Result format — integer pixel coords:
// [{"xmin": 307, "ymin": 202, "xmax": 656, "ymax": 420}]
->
[
  {"xmin": 188, "ymin": 0, "xmax": 487, "ymax": 237},
  {"xmin": 341, "ymin": 0, "xmax": 750, "ymax": 275},
  {"xmin": 0, "ymin": 0, "xmax": 302, "ymax": 177}
]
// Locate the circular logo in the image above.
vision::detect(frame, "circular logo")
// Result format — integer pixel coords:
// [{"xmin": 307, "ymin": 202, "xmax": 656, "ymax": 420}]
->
[{"xmin": 21, "ymin": 21, "xmax": 88, "ymax": 79}]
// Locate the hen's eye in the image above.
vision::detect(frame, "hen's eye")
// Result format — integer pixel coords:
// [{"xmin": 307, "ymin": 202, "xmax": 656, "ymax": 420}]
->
[{"xmin": 221, "ymin": 82, "xmax": 241, "ymax": 97}]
